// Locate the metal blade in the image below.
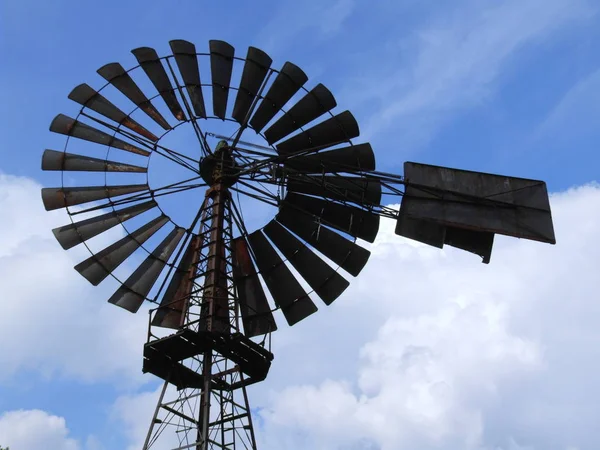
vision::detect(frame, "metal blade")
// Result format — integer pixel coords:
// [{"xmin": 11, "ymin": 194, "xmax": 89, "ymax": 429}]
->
[
  {"xmin": 287, "ymin": 175, "xmax": 382, "ymax": 208},
  {"xmin": 108, "ymin": 226, "xmax": 185, "ymax": 313},
  {"xmin": 209, "ymin": 40, "xmax": 235, "ymax": 119},
  {"xmin": 394, "ymin": 213, "xmax": 445, "ymax": 249},
  {"xmin": 152, "ymin": 235, "xmax": 200, "ymax": 329},
  {"xmin": 169, "ymin": 40, "xmax": 206, "ymax": 118},
  {"xmin": 232, "ymin": 47, "xmax": 272, "ymax": 124},
  {"xmin": 97, "ymin": 62, "xmax": 171, "ymax": 130},
  {"xmin": 444, "ymin": 227, "xmax": 494, "ymax": 264},
  {"xmin": 68, "ymin": 83, "xmax": 158, "ymax": 141},
  {"xmin": 42, "ymin": 184, "xmax": 148, "ymax": 211},
  {"xmin": 50, "ymin": 114, "xmax": 150, "ymax": 156},
  {"xmin": 132, "ymin": 47, "xmax": 186, "ymax": 121},
  {"xmin": 283, "ymin": 192, "xmax": 380, "ymax": 242},
  {"xmin": 74, "ymin": 215, "xmax": 169, "ymax": 285},
  {"xmin": 263, "ymin": 220, "xmax": 349, "ymax": 305},
  {"xmin": 400, "ymin": 161, "xmax": 556, "ymax": 244},
  {"xmin": 52, "ymin": 200, "xmax": 157, "ymax": 250},
  {"xmin": 284, "ymin": 143, "xmax": 375, "ymax": 173},
  {"xmin": 276, "ymin": 110, "xmax": 359, "ymax": 155},
  {"xmin": 247, "ymin": 230, "xmax": 317, "ymax": 326},
  {"xmin": 231, "ymin": 237, "xmax": 277, "ymax": 337},
  {"xmin": 249, "ymin": 62, "xmax": 307, "ymax": 133},
  {"xmin": 264, "ymin": 84, "xmax": 336, "ymax": 144},
  {"xmin": 276, "ymin": 205, "xmax": 370, "ymax": 277},
  {"xmin": 42, "ymin": 150, "xmax": 147, "ymax": 173},
  {"xmin": 395, "ymin": 213, "xmax": 495, "ymax": 264}
]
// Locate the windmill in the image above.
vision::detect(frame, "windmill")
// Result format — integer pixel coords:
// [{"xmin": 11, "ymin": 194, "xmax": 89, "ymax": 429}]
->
[{"xmin": 41, "ymin": 40, "xmax": 556, "ymax": 449}]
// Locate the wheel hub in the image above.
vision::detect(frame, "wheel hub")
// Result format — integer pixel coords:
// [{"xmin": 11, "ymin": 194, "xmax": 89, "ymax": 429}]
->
[{"xmin": 199, "ymin": 140, "xmax": 240, "ymax": 188}]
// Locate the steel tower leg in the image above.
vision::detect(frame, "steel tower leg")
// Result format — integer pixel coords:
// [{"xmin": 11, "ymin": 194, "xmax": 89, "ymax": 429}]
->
[{"xmin": 142, "ymin": 181, "xmax": 259, "ymax": 450}]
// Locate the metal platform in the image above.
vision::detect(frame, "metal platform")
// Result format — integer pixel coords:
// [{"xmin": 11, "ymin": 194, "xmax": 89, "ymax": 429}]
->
[{"xmin": 143, "ymin": 328, "xmax": 274, "ymax": 390}]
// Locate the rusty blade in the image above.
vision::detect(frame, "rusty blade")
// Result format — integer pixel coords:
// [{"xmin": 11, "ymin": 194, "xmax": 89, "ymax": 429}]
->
[
  {"xmin": 231, "ymin": 236, "xmax": 277, "ymax": 337},
  {"xmin": 52, "ymin": 200, "xmax": 157, "ymax": 250},
  {"xmin": 276, "ymin": 110, "xmax": 359, "ymax": 154},
  {"xmin": 132, "ymin": 47, "xmax": 186, "ymax": 122},
  {"xmin": 42, "ymin": 150, "xmax": 147, "ymax": 173},
  {"xmin": 249, "ymin": 61, "xmax": 308, "ymax": 133},
  {"xmin": 283, "ymin": 192, "xmax": 380, "ymax": 242},
  {"xmin": 247, "ymin": 230, "xmax": 317, "ymax": 326},
  {"xmin": 169, "ymin": 40, "xmax": 206, "ymax": 118},
  {"xmin": 276, "ymin": 205, "xmax": 371, "ymax": 277},
  {"xmin": 264, "ymin": 83, "xmax": 337, "ymax": 145},
  {"xmin": 232, "ymin": 47, "xmax": 272, "ymax": 124},
  {"xmin": 50, "ymin": 114, "xmax": 150, "ymax": 156},
  {"xmin": 152, "ymin": 234, "xmax": 201, "ymax": 329},
  {"xmin": 69, "ymin": 84, "xmax": 158, "ymax": 141},
  {"xmin": 74, "ymin": 215, "xmax": 169, "ymax": 285},
  {"xmin": 41, "ymin": 184, "xmax": 148, "ymax": 211},
  {"xmin": 97, "ymin": 62, "xmax": 171, "ymax": 130},
  {"xmin": 287, "ymin": 175, "xmax": 382, "ymax": 207},
  {"xmin": 284, "ymin": 143, "xmax": 375, "ymax": 173},
  {"xmin": 263, "ymin": 220, "xmax": 349, "ymax": 305},
  {"xmin": 108, "ymin": 226, "xmax": 186, "ymax": 313},
  {"xmin": 210, "ymin": 40, "xmax": 235, "ymax": 119}
]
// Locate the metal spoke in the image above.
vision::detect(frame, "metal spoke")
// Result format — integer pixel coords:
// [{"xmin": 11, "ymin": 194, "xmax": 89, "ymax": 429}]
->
[
  {"xmin": 164, "ymin": 57, "xmax": 212, "ymax": 158},
  {"xmin": 153, "ymin": 146, "xmax": 200, "ymax": 174},
  {"xmin": 207, "ymin": 133, "xmax": 276, "ymax": 154},
  {"xmin": 236, "ymin": 178, "xmax": 279, "ymax": 202},
  {"xmin": 150, "ymin": 195, "xmax": 209, "ymax": 304},
  {"xmin": 229, "ymin": 186, "xmax": 278, "ymax": 208},
  {"xmin": 230, "ymin": 69, "xmax": 273, "ymax": 149},
  {"xmin": 70, "ymin": 176, "xmax": 206, "ymax": 216}
]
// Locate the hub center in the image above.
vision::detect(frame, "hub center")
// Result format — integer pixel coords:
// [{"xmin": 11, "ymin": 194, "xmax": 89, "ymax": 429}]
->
[{"xmin": 199, "ymin": 140, "xmax": 240, "ymax": 187}]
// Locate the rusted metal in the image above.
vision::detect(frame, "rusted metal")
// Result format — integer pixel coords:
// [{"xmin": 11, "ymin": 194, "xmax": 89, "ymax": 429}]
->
[
  {"xmin": 231, "ymin": 237, "xmax": 277, "ymax": 337},
  {"xmin": 132, "ymin": 47, "xmax": 186, "ymax": 122},
  {"xmin": 108, "ymin": 226, "xmax": 186, "ymax": 312},
  {"xmin": 152, "ymin": 234, "xmax": 202, "ymax": 329},
  {"xmin": 200, "ymin": 183, "xmax": 231, "ymax": 334},
  {"xmin": 97, "ymin": 62, "xmax": 171, "ymax": 130},
  {"xmin": 169, "ymin": 39, "xmax": 207, "ymax": 118},
  {"xmin": 42, "ymin": 150, "xmax": 147, "ymax": 173},
  {"xmin": 52, "ymin": 200, "xmax": 156, "ymax": 250},
  {"xmin": 249, "ymin": 61, "xmax": 308, "ymax": 133},
  {"xmin": 41, "ymin": 184, "xmax": 148, "ymax": 211},
  {"xmin": 68, "ymin": 83, "xmax": 159, "ymax": 141},
  {"xmin": 50, "ymin": 114, "xmax": 150, "ymax": 156},
  {"xmin": 264, "ymin": 83, "xmax": 336, "ymax": 144},
  {"xmin": 75, "ymin": 215, "xmax": 168, "ymax": 285},
  {"xmin": 209, "ymin": 40, "xmax": 235, "ymax": 120}
]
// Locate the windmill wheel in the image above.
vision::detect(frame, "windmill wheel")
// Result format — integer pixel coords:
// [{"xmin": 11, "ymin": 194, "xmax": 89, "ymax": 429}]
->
[{"xmin": 42, "ymin": 39, "xmax": 381, "ymax": 337}]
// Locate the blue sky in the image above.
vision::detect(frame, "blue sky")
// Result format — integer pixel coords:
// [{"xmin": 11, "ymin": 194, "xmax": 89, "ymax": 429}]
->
[{"xmin": 1, "ymin": 1, "xmax": 599, "ymax": 449}]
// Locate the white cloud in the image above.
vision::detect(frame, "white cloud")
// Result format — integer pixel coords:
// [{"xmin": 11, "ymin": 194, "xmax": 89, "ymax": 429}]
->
[
  {"xmin": 0, "ymin": 409, "xmax": 79, "ymax": 450},
  {"xmin": 253, "ymin": 184, "xmax": 600, "ymax": 449},
  {"xmin": 5, "ymin": 174, "xmax": 599, "ymax": 449},
  {"xmin": 0, "ymin": 174, "xmax": 148, "ymax": 384},
  {"xmin": 348, "ymin": 0, "xmax": 595, "ymax": 151},
  {"xmin": 111, "ymin": 384, "xmax": 183, "ymax": 450},
  {"xmin": 535, "ymin": 68, "xmax": 600, "ymax": 142}
]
